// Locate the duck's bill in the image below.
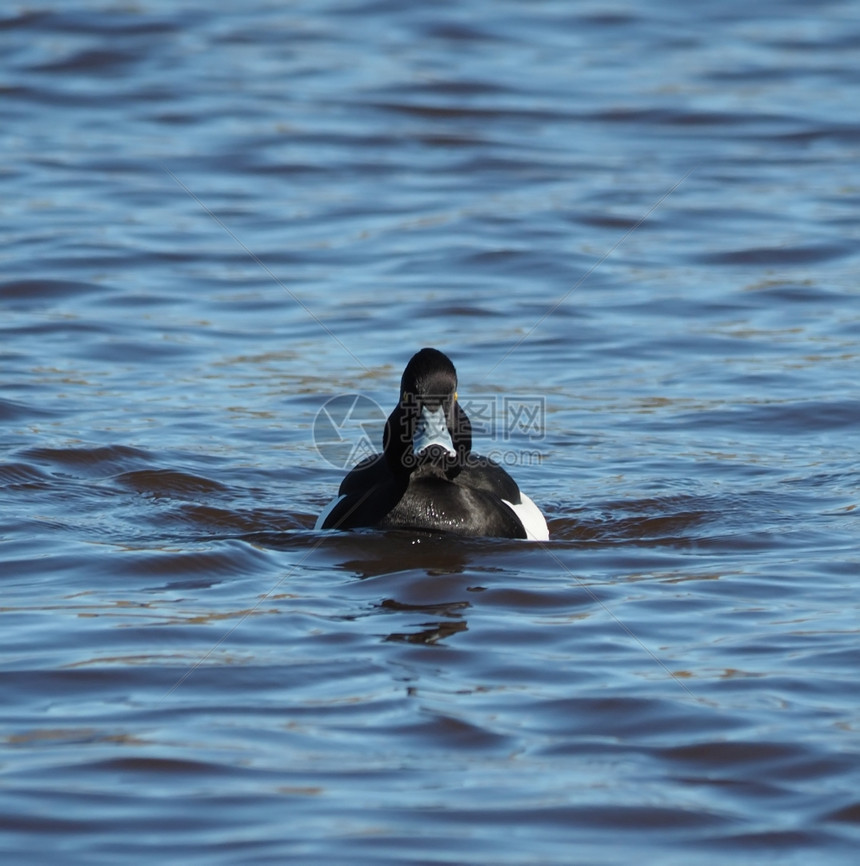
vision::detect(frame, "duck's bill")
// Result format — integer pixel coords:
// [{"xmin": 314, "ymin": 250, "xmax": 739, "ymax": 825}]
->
[{"xmin": 413, "ymin": 404, "xmax": 456, "ymax": 456}]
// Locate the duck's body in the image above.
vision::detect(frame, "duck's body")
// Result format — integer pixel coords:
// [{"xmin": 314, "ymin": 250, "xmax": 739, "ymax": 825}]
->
[{"xmin": 315, "ymin": 348, "xmax": 548, "ymax": 541}]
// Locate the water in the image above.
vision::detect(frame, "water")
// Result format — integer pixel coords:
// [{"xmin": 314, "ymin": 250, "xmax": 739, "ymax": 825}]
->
[{"xmin": 2, "ymin": 1, "xmax": 859, "ymax": 863}]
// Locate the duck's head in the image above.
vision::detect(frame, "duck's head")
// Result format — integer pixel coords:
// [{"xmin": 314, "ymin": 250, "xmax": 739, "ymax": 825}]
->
[{"xmin": 383, "ymin": 348, "xmax": 472, "ymax": 475}]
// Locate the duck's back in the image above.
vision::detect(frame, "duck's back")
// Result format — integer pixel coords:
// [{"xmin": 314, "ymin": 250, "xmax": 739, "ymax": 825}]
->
[{"xmin": 379, "ymin": 476, "xmax": 526, "ymax": 538}]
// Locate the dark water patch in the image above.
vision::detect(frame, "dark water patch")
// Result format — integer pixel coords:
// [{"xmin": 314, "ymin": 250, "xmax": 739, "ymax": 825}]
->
[
  {"xmin": 575, "ymin": 210, "xmax": 656, "ymax": 231},
  {"xmin": 0, "ymin": 461, "xmax": 50, "ymax": 486},
  {"xmin": 0, "ymin": 809, "xmax": 98, "ymax": 837},
  {"xmin": 527, "ymin": 695, "xmax": 714, "ymax": 741},
  {"xmin": 772, "ymin": 124, "xmax": 860, "ymax": 147},
  {"xmin": 581, "ymin": 10, "xmax": 639, "ymax": 27},
  {"xmin": 0, "ymin": 549, "xmax": 100, "ymax": 585},
  {"xmin": 112, "ymin": 543, "xmax": 273, "ymax": 583},
  {"xmin": 0, "ymin": 397, "xmax": 62, "ymax": 422},
  {"xmin": 696, "ymin": 242, "xmax": 852, "ymax": 267},
  {"xmin": 0, "ymin": 278, "xmax": 107, "ymax": 310},
  {"xmin": 1, "ymin": 81, "xmax": 133, "ymax": 109},
  {"xmin": 662, "ymin": 739, "xmax": 818, "ymax": 775},
  {"xmin": 549, "ymin": 494, "xmax": 729, "ymax": 546},
  {"xmin": 420, "ymin": 18, "xmax": 507, "ymax": 44},
  {"xmin": 383, "ymin": 618, "xmax": 468, "ymax": 646},
  {"xmin": 378, "ymin": 596, "xmax": 471, "ymax": 617},
  {"xmin": 430, "ymin": 303, "xmax": 505, "ymax": 318},
  {"xmin": 303, "ymin": 531, "xmax": 510, "ymax": 581},
  {"xmin": 4, "ymin": 6, "xmax": 182, "ymax": 38},
  {"xmin": 403, "ymin": 76, "xmax": 514, "ymax": 101},
  {"xmin": 369, "ymin": 98, "xmax": 561, "ymax": 125},
  {"xmin": 455, "ymin": 583, "xmax": 594, "ymax": 615},
  {"xmin": 598, "ymin": 507, "xmax": 714, "ymax": 546},
  {"xmin": 825, "ymin": 802, "xmax": 860, "ymax": 825},
  {"xmin": 22, "ymin": 445, "xmax": 154, "ymax": 479},
  {"xmin": 76, "ymin": 338, "xmax": 199, "ymax": 363},
  {"xmin": 29, "ymin": 47, "xmax": 142, "ymax": 75},
  {"xmin": 114, "ymin": 468, "xmax": 228, "ymax": 499},
  {"xmin": 586, "ymin": 106, "xmax": 776, "ymax": 130},
  {"xmin": 172, "ymin": 503, "xmax": 304, "ymax": 537},
  {"xmin": 674, "ymin": 398, "xmax": 860, "ymax": 435},
  {"xmin": 87, "ymin": 755, "xmax": 240, "ymax": 777},
  {"xmin": 437, "ymin": 802, "xmax": 731, "ymax": 834},
  {"xmin": 97, "ymin": 289, "xmax": 197, "ymax": 310},
  {"xmin": 713, "ymin": 830, "xmax": 851, "ymax": 855},
  {"xmin": 741, "ymin": 279, "xmax": 849, "ymax": 303},
  {"xmin": 382, "ymin": 710, "xmax": 514, "ymax": 752},
  {"xmin": 0, "ymin": 8, "xmax": 48, "ymax": 32},
  {"xmin": 2, "ymin": 318, "xmax": 112, "ymax": 343}
]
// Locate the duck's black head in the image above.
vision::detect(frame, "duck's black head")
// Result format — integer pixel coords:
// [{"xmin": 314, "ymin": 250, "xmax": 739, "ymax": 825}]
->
[{"xmin": 383, "ymin": 348, "xmax": 472, "ymax": 476}]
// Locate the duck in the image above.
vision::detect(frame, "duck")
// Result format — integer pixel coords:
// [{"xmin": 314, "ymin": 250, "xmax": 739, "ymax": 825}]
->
[{"xmin": 315, "ymin": 348, "xmax": 549, "ymax": 540}]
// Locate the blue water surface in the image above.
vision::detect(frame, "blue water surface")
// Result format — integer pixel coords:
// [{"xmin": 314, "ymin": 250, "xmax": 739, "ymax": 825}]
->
[{"xmin": 1, "ymin": 1, "xmax": 859, "ymax": 864}]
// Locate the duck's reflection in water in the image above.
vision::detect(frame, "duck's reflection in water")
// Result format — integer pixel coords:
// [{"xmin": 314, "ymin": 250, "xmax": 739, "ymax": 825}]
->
[
  {"xmin": 379, "ymin": 597, "xmax": 470, "ymax": 645},
  {"xmin": 320, "ymin": 529, "xmax": 518, "ymax": 645}
]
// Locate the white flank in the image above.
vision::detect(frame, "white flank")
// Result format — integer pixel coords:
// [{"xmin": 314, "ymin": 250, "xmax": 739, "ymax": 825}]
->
[
  {"xmin": 504, "ymin": 492, "xmax": 549, "ymax": 541},
  {"xmin": 314, "ymin": 494, "xmax": 346, "ymax": 530}
]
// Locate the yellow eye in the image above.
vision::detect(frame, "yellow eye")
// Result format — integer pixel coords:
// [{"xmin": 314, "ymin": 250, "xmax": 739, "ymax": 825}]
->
[{"xmin": 454, "ymin": 391, "xmax": 458, "ymax": 402}]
